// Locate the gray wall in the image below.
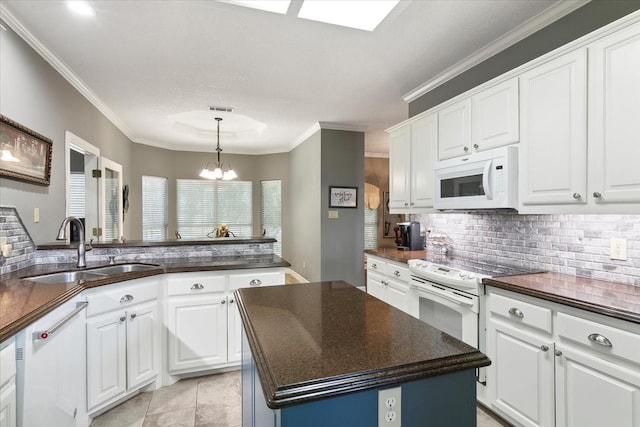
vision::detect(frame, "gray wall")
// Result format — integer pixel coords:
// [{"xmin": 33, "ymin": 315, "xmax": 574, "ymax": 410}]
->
[
  {"xmin": 0, "ymin": 21, "xmax": 133, "ymax": 244},
  {"xmin": 409, "ymin": 0, "xmax": 640, "ymax": 116},
  {"xmin": 288, "ymin": 130, "xmax": 322, "ymax": 281},
  {"xmin": 320, "ymin": 129, "xmax": 365, "ymax": 286}
]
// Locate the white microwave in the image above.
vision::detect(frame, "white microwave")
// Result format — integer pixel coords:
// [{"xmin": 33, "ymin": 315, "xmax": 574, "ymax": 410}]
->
[{"xmin": 434, "ymin": 146, "xmax": 518, "ymax": 210}]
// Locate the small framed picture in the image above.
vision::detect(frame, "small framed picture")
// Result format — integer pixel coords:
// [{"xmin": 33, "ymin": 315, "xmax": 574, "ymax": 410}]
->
[
  {"xmin": 0, "ymin": 115, "xmax": 52, "ymax": 186},
  {"xmin": 329, "ymin": 186, "xmax": 358, "ymax": 208}
]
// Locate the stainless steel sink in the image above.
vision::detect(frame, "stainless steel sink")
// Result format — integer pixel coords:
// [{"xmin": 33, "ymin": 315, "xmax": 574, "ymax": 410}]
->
[
  {"xmin": 89, "ymin": 263, "xmax": 160, "ymax": 275},
  {"xmin": 24, "ymin": 270, "xmax": 107, "ymax": 284},
  {"xmin": 23, "ymin": 263, "xmax": 160, "ymax": 284}
]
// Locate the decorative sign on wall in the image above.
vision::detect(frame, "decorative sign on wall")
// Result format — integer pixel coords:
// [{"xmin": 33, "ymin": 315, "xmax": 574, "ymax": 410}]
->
[
  {"xmin": 0, "ymin": 115, "xmax": 52, "ymax": 186},
  {"xmin": 329, "ymin": 186, "xmax": 358, "ymax": 208}
]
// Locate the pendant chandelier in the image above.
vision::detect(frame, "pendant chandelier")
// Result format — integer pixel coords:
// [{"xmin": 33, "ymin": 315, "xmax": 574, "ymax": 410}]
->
[{"xmin": 199, "ymin": 117, "xmax": 237, "ymax": 180}]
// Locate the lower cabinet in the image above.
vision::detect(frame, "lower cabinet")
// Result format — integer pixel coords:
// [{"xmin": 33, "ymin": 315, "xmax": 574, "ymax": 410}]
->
[
  {"xmin": 0, "ymin": 337, "xmax": 16, "ymax": 427},
  {"xmin": 486, "ymin": 287, "xmax": 640, "ymax": 427},
  {"xmin": 366, "ymin": 255, "xmax": 413, "ymax": 316},
  {"xmin": 85, "ymin": 277, "xmax": 161, "ymax": 413}
]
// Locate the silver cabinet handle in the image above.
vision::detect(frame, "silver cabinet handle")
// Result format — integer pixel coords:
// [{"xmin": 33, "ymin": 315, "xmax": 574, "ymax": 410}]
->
[
  {"xmin": 120, "ymin": 315, "xmax": 126, "ymax": 322},
  {"xmin": 249, "ymin": 279, "xmax": 262, "ymax": 286},
  {"xmin": 221, "ymin": 299, "xmax": 226, "ymax": 304},
  {"xmin": 191, "ymin": 283, "xmax": 204, "ymax": 290},
  {"xmin": 371, "ymin": 263, "xmax": 377, "ymax": 269},
  {"xmin": 588, "ymin": 333, "xmax": 612, "ymax": 347},
  {"xmin": 130, "ymin": 313, "xmax": 137, "ymax": 319},
  {"xmin": 473, "ymin": 143, "xmax": 479, "ymax": 149},
  {"xmin": 33, "ymin": 301, "xmax": 88, "ymax": 341},
  {"xmin": 404, "ymin": 202, "xmax": 408, "ymax": 206},
  {"xmin": 593, "ymin": 192, "xmax": 602, "ymax": 198},
  {"xmin": 120, "ymin": 294, "xmax": 134, "ymax": 303},
  {"xmin": 229, "ymin": 298, "xmax": 234, "ymax": 304},
  {"xmin": 508, "ymin": 307, "xmax": 524, "ymax": 318},
  {"xmin": 555, "ymin": 350, "xmax": 563, "ymax": 357},
  {"xmin": 540, "ymin": 345, "xmax": 549, "ymax": 352},
  {"xmin": 464, "ymin": 146, "xmax": 469, "ymax": 152},
  {"xmin": 394, "ymin": 270, "xmax": 401, "ymax": 277},
  {"xmin": 572, "ymin": 193, "xmax": 581, "ymax": 199}
]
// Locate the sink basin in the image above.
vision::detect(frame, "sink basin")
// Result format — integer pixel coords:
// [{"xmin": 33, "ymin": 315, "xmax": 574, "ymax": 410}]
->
[
  {"xmin": 24, "ymin": 270, "xmax": 107, "ymax": 284},
  {"xmin": 23, "ymin": 263, "xmax": 160, "ymax": 284},
  {"xmin": 89, "ymin": 263, "xmax": 160, "ymax": 275}
]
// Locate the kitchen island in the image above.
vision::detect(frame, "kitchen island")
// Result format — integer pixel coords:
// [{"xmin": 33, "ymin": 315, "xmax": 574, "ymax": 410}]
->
[{"xmin": 235, "ymin": 280, "xmax": 491, "ymax": 427}]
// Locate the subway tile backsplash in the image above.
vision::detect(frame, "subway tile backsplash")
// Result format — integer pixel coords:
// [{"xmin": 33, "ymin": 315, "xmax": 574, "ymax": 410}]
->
[{"xmin": 413, "ymin": 212, "xmax": 640, "ymax": 286}]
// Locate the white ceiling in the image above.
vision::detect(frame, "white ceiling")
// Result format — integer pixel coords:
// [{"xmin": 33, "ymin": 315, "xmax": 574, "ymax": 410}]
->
[{"xmin": 0, "ymin": 0, "xmax": 584, "ymax": 155}]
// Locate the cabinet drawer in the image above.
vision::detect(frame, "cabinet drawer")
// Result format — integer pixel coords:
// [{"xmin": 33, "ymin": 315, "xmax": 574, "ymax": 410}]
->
[
  {"xmin": 488, "ymin": 292, "xmax": 552, "ymax": 334},
  {"xmin": 386, "ymin": 262, "xmax": 410, "ymax": 282},
  {"xmin": 228, "ymin": 269, "xmax": 285, "ymax": 290},
  {"xmin": 367, "ymin": 257, "xmax": 387, "ymax": 274},
  {"xmin": 0, "ymin": 337, "xmax": 16, "ymax": 388},
  {"xmin": 556, "ymin": 312, "xmax": 640, "ymax": 366},
  {"xmin": 167, "ymin": 272, "xmax": 226, "ymax": 296},
  {"xmin": 86, "ymin": 277, "xmax": 159, "ymax": 317}
]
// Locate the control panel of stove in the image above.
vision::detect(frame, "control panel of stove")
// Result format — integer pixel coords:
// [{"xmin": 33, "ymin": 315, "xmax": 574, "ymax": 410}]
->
[{"xmin": 407, "ymin": 259, "xmax": 489, "ymax": 286}]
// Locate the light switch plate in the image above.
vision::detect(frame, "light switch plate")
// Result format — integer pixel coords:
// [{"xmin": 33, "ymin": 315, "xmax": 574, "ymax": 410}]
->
[
  {"xmin": 328, "ymin": 210, "xmax": 339, "ymax": 219},
  {"xmin": 33, "ymin": 207, "xmax": 40, "ymax": 223}
]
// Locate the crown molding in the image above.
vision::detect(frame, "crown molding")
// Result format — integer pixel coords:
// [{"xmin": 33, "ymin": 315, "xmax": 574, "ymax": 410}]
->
[
  {"xmin": 403, "ymin": 0, "xmax": 590, "ymax": 102},
  {"xmin": 0, "ymin": 4, "xmax": 135, "ymax": 141}
]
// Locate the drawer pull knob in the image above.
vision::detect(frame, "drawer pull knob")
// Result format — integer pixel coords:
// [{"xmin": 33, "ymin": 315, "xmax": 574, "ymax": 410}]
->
[
  {"xmin": 588, "ymin": 333, "xmax": 612, "ymax": 347},
  {"xmin": 249, "ymin": 279, "xmax": 262, "ymax": 286},
  {"xmin": 508, "ymin": 307, "xmax": 524, "ymax": 318},
  {"xmin": 120, "ymin": 294, "xmax": 134, "ymax": 303},
  {"xmin": 119, "ymin": 316, "xmax": 126, "ymax": 322},
  {"xmin": 130, "ymin": 313, "xmax": 137, "ymax": 319},
  {"xmin": 473, "ymin": 143, "xmax": 479, "ymax": 149},
  {"xmin": 554, "ymin": 350, "xmax": 563, "ymax": 357},
  {"xmin": 221, "ymin": 299, "xmax": 226, "ymax": 304},
  {"xmin": 593, "ymin": 192, "xmax": 602, "ymax": 198},
  {"xmin": 464, "ymin": 146, "xmax": 469, "ymax": 152},
  {"xmin": 572, "ymin": 192, "xmax": 581, "ymax": 199},
  {"xmin": 229, "ymin": 299, "xmax": 234, "ymax": 304},
  {"xmin": 394, "ymin": 271, "xmax": 401, "ymax": 277},
  {"xmin": 540, "ymin": 345, "xmax": 549, "ymax": 352},
  {"xmin": 191, "ymin": 283, "xmax": 204, "ymax": 290}
]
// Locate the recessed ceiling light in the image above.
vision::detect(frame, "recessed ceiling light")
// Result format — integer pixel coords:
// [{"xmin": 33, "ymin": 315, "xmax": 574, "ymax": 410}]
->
[
  {"xmin": 66, "ymin": 1, "xmax": 95, "ymax": 17},
  {"xmin": 298, "ymin": 0, "xmax": 399, "ymax": 31},
  {"xmin": 221, "ymin": 0, "xmax": 291, "ymax": 15}
]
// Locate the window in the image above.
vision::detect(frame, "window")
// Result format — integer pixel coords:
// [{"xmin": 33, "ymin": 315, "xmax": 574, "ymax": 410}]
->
[
  {"xmin": 68, "ymin": 172, "xmax": 86, "ymax": 218},
  {"xmin": 142, "ymin": 175, "xmax": 168, "ymax": 240},
  {"xmin": 177, "ymin": 180, "xmax": 252, "ymax": 239},
  {"xmin": 364, "ymin": 207, "xmax": 378, "ymax": 250},
  {"xmin": 261, "ymin": 180, "xmax": 282, "ymax": 256}
]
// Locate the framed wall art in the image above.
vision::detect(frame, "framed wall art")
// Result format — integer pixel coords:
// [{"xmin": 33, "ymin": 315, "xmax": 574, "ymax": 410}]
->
[
  {"xmin": 329, "ymin": 186, "xmax": 358, "ymax": 208},
  {"xmin": 0, "ymin": 115, "xmax": 52, "ymax": 186}
]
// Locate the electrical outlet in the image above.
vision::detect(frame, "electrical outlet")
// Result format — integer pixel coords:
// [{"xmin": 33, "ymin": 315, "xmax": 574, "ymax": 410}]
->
[
  {"xmin": 378, "ymin": 387, "xmax": 401, "ymax": 427},
  {"xmin": 610, "ymin": 238, "xmax": 627, "ymax": 261}
]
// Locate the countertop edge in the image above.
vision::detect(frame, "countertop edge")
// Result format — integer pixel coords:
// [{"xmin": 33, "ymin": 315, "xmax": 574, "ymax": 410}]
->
[{"xmin": 37, "ymin": 237, "xmax": 277, "ymax": 250}]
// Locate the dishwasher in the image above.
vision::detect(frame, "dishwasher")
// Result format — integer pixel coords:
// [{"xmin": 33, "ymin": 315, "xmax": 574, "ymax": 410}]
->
[{"xmin": 16, "ymin": 295, "xmax": 89, "ymax": 427}]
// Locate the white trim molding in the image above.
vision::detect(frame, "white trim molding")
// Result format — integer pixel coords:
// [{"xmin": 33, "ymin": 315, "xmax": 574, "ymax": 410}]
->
[{"xmin": 402, "ymin": 0, "xmax": 590, "ymax": 102}]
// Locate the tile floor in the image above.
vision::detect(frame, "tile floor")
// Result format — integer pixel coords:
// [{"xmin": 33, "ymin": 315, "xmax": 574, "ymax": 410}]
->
[{"xmin": 91, "ymin": 370, "xmax": 507, "ymax": 427}]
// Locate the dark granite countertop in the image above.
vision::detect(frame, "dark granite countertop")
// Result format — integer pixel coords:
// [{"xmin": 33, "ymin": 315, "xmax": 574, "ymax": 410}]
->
[
  {"xmin": 485, "ymin": 272, "xmax": 640, "ymax": 324},
  {"xmin": 0, "ymin": 254, "xmax": 289, "ymax": 343},
  {"xmin": 37, "ymin": 236, "xmax": 276, "ymax": 250},
  {"xmin": 235, "ymin": 281, "xmax": 491, "ymax": 409}
]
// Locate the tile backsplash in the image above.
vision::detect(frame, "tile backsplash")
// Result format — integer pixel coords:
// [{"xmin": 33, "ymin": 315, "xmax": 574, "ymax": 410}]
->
[
  {"xmin": 413, "ymin": 212, "xmax": 640, "ymax": 286},
  {"xmin": 0, "ymin": 206, "xmax": 36, "ymax": 275}
]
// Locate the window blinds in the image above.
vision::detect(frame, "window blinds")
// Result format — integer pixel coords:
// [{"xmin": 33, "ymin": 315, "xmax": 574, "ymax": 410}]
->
[
  {"xmin": 261, "ymin": 180, "xmax": 282, "ymax": 256},
  {"xmin": 142, "ymin": 175, "xmax": 168, "ymax": 240}
]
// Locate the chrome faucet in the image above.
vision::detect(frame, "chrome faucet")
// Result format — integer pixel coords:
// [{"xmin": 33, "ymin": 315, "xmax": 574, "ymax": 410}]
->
[{"xmin": 56, "ymin": 216, "xmax": 92, "ymax": 268}]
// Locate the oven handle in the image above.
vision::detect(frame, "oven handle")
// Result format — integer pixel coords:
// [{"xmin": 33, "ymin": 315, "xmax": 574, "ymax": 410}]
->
[{"xmin": 411, "ymin": 282, "xmax": 475, "ymax": 307}]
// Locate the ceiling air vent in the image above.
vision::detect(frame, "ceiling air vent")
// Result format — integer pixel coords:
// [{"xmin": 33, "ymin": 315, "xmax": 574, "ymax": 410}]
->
[{"xmin": 209, "ymin": 106, "xmax": 235, "ymax": 113}]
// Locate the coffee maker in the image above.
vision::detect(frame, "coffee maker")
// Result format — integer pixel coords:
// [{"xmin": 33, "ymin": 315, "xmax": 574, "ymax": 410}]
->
[{"xmin": 395, "ymin": 221, "xmax": 423, "ymax": 250}]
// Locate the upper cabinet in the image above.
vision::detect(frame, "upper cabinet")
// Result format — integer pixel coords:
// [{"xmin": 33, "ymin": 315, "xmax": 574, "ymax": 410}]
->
[
  {"xmin": 388, "ymin": 113, "xmax": 437, "ymax": 213},
  {"xmin": 588, "ymin": 21, "xmax": 640, "ymax": 207},
  {"xmin": 471, "ymin": 78, "xmax": 519, "ymax": 153},
  {"xmin": 519, "ymin": 49, "xmax": 588, "ymax": 207},
  {"xmin": 438, "ymin": 99, "xmax": 472, "ymax": 160}
]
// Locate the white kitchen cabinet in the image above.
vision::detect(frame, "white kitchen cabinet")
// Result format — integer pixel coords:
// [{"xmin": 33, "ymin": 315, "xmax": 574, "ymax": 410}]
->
[
  {"xmin": 366, "ymin": 255, "xmax": 413, "ymax": 316},
  {"xmin": 471, "ymin": 77, "xmax": 519, "ymax": 152},
  {"xmin": 85, "ymin": 277, "xmax": 160, "ymax": 413},
  {"xmin": 0, "ymin": 337, "xmax": 16, "ymax": 427},
  {"xmin": 438, "ymin": 98, "xmax": 471, "ymax": 160},
  {"xmin": 486, "ymin": 287, "xmax": 640, "ymax": 427},
  {"xmin": 519, "ymin": 49, "xmax": 588, "ymax": 208},
  {"xmin": 388, "ymin": 113, "xmax": 437, "ymax": 213},
  {"xmin": 588, "ymin": 21, "xmax": 640, "ymax": 207}
]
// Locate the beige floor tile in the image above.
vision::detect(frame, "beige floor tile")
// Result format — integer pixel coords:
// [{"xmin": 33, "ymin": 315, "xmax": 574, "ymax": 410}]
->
[
  {"xmin": 197, "ymin": 372, "xmax": 241, "ymax": 406},
  {"xmin": 146, "ymin": 378, "xmax": 199, "ymax": 415},
  {"xmin": 142, "ymin": 407, "xmax": 196, "ymax": 427},
  {"xmin": 477, "ymin": 405, "xmax": 510, "ymax": 427},
  {"xmin": 195, "ymin": 402, "xmax": 241, "ymax": 427},
  {"xmin": 90, "ymin": 391, "xmax": 152, "ymax": 427}
]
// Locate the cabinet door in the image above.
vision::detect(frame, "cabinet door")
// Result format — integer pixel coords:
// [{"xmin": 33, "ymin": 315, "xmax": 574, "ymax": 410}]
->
[
  {"xmin": 167, "ymin": 294, "xmax": 228, "ymax": 373},
  {"xmin": 86, "ymin": 312, "xmax": 126, "ymax": 411},
  {"xmin": 487, "ymin": 318, "xmax": 555, "ymax": 427},
  {"xmin": 388, "ymin": 125, "xmax": 411, "ymax": 210},
  {"xmin": 438, "ymin": 98, "xmax": 471, "ymax": 160},
  {"xmin": 519, "ymin": 49, "xmax": 588, "ymax": 207},
  {"xmin": 472, "ymin": 78, "xmax": 519, "ymax": 152},
  {"xmin": 227, "ymin": 296, "xmax": 243, "ymax": 364},
  {"xmin": 556, "ymin": 345, "xmax": 640, "ymax": 427},
  {"xmin": 366, "ymin": 271, "xmax": 386, "ymax": 302},
  {"xmin": 410, "ymin": 113, "xmax": 437, "ymax": 208},
  {"xmin": 0, "ymin": 382, "xmax": 16, "ymax": 427},
  {"xmin": 126, "ymin": 301, "xmax": 159, "ymax": 390},
  {"xmin": 588, "ymin": 22, "xmax": 640, "ymax": 205},
  {"xmin": 385, "ymin": 278, "xmax": 410, "ymax": 314}
]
